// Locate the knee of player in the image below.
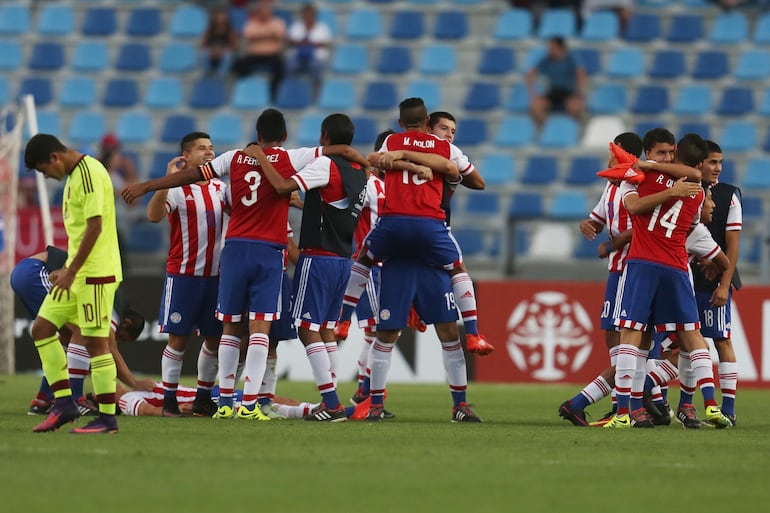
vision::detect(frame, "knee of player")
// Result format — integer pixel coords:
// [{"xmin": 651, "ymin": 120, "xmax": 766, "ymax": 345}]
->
[{"xmin": 30, "ymin": 317, "xmax": 58, "ymax": 341}]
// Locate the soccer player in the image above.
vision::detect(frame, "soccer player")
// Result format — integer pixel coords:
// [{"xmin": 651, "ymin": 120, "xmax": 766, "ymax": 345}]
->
[
  {"xmin": 24, "ymin": 133, "xmax": 123, "ymax": 434},
  {"xmin": 146, "ymin": 132, "xmax": 226, "ymax": 417}
]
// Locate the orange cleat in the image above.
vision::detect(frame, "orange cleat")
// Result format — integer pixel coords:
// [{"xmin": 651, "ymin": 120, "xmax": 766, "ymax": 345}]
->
[
  {"xmin": 334, "ymin": 320, "xmax": 351, "ymax": 341},
  {"xmin": 407, "ymin": 306, "xmax": 427, "ymax": 332},
  {"xmin": 465, "ymin": 333, "xmax": 494, "ymax": 356}
]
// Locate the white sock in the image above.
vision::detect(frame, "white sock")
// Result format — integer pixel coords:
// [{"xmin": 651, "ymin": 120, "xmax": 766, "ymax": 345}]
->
[
  {"xmin": 276, "ymin": 402, "xmax": 318, "ymax": 419},
  {"xmin": 342, "ymin": 262, "xmax": 371, "ymax": 310},
  {"xmin": 217, "ymin": 334, "xmax": 241, "ymax": 399},
  {"xmin": 609, "ymin": 345, "xmax": 619, "ymax": 367},
  {"xmin": 305, "ymin": 342, "xmax": 335, "ymax": 396},
  {"xmin": 161, "ymin": 345, "xmax": 185, "ymax": 392},
  {"xmin": 241, "ymin": 333, "xmax": 269, "ymax": 408},
  {"xmin": 369, "ymin": 339, "xmax": 395, "ymax": 401},
  {"xmin": 440, "ymin": 340, "xmax": 467, "ymax": 391},
  {"xmin": 631, "ymin": 348, "xmax": 648, "ymax": 408},
  {"xmin": 67, "ymin": 343, "xmax": 91, "ymax": 383},
  {"xmin": 580, "ymin": 376, "xmax": 612, "ymax": 404},
  {"xmin": 258, "ymin": 356, "xmax": 278, "ymax": 403},
  {"xmin": 614, "ymin": 344, "xmax": 637, "ymax": 412},
  {"xmin": 325, "ymin": 341, "xmax": 339, "ymax": 388},
  {"xmin": 690, "ymin": 348, "xmax": 716, "ymax": 396},
  {"xmin": 450, "ymin": 273, "xmax": 478, "ymax": 332},
  {"xmin": 357, "ymin": 334, "xmax": 374, "ymax": 386},
  {"xmin": 197, "ymin": 344, "xmax": 218, "ymax": 390},
  {"xmin": 678, "ymin": 351, "xmax": 696, "ymax": 400},
  {"xmin": 718, "ymin": 361, "xmax": 738, "ymax": 400}
]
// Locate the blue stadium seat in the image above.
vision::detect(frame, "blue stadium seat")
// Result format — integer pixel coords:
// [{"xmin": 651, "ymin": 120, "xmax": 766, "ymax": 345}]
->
[
  {"xmin": 743, "ymin": 158, "xmax": 770, "ymax": 188},
  {"xmin": 741, "ymin": 236, "xmax": 761, "ymax": 265},
  {"xmin": 631, "ymin": 85, "xmax": 669, "ymax": 114},
  {"xmin": 37, "ymin": 4, "xmax": 75, "ymax": 37},
  {"xmin": 575, "ymin": 236, "xmax": 602, "ymax": 259},
  {"xmin": 351, "ymin": 116, "xmax": 377, "ymax": 146},
  {"xmin": 69, "ymin": 111, "xmax": 106, "ymax": 144},
  {"xmin": 735, "ymin": 50, "xmax": 770, "ymax": 80},
  {"xmin": 18, "ymin": 78, "xmax": 52, "ymax": 106},
  {"xmin": 116, "ymin": 43, "xmax": 152, "ymax": 72},
  {"xmin": 580, "ymin": 11, "xmax": 618, "ymax": 41},
  {"xmin": 566, "ymin": 157, "xmax": 602, "ymax": 185},
  {"xmin": 405, "ymin": 79, "xmax": 441, "ymax": 111},
  {"xmin": 434, "ymin": 11, "xmax": 468, "ymax": 40},
  {"xmin": 0, "ymin": 76, "xmax": 7, "ymax": 105},
  {"xmin": 521, "ymin": 155, "xmax": 558, "ymax": 185},
  {"xmin": 452, "ymin": 229, "xmax": 486, "ymax": 257},
  {"xmin": 317, "ymin": 8, "xmax": 336, "ymax": 33},
  {"xmin": 29, "ymin": 42, "xmax": 65, "ymax": 71},
  {"xmin": 678, "ymin": 122, "xmax": 711, "ymax": 140},
  {"xmin": 207, "ymin": 113, "xmax": 243, "ymax": 146},
  {"xmin": 720, "ymin": 121, "xmax": 756, "ymax": 153},
  {"xmin": 494, "ymin": 9, "xmax": 532, "ymax": 40},
  {"xmin": 377, "ymin": 46, "xmax": 412, "ymax": 74},
  {"xmin": 318, "ymin": 79, "xmax": 356, "ymax": 110},
  {"xmin": 149, "ymin": 151, "xmax": 178, "ymax": 179},
  {"xmin": 649, "ymin": 50, "xmax": 686, "ymax": 79},
  {"xmin": 494, "ymin": 116, "xmax": 534, "ymax": 148},
  {"xmin": 346, "ymin": 8, "xmax": 382, "ymax": 40},
  {"xmin": 509, "ymin": 192, "xmax": 544, "ymax": 218},
  {"xmin": 754, "ymin": 13, "xmax": 770, "ymax": 44},
  {"xmin": 463, "ymin": 82, "xmax": 501, "ymax": 111},
  {"xmin": 478, "ymin": 153, "xmax": 516, "ymax": 184},
  {"xmin": 297, "ymin": 113, "xmax": 326, "ymax": 147},
  {"xmin": 0, "ymin": 4, "xmax": 30, "ymax": 36},
  {"xmin": 231, "ymin": 77, "xmax": 269, "ymax": 110},
  {"xmin": 692, "ymin": 50, "xmax": 729, "ymax": 79},
  {"xmin": 741, "ymin": 195, "xmax": 763, "ymax": 220},
  {"xmin": 103, "ymin": 79, "xmax": 138, "ymax": 107},
  {"xmin": 523, "ymin": 46, "xmax": 547, "ymax": 71},
  {"xmin": 710, "ymin": 12, "xmax": 748, "ymax": 44},
  {"xmin": 276, "ymin": 78, "xmax": 312, "ymax": 109},
  {"xmin": 478, "ymin": 47, "xmax": 515, "ymax": 75},
  {"xmin": 666, "ymin": 14, "xmax": 703, "ymax": 43},
  {"xmin": 759, "ymin": 89, "xmax": 770, "ymax": 116},
  {"xmin": 465, "ymin": 192, "xmax": 501, "ymax": 215},
  {"xmin": 126, "ymin": 8, "xmax": 162, "ymax": 37},
  {"xmin": 116, "ymin": 111, "xmax": 153, "ymax": 144},
  {"xmin": 505, "ymin": 84, "xmax": 530, "ymax": 112},
  {"xmin": 272, "ymin": 8, "xmax": 292, "ymax": 27},
  {"xmin": 453, "ymin": 118, "xmax": 486, "ymax": 146},
  {"xmin": 390, "ymin": 10, "xmax": 424, "ymax": 39},
  {"xmin": 539, "ymin": 116, "xmax": 579, "ymax": 148},
  {"xmin": 418, "ymin": 45, "xmax": 456, "ymax": 75},
  {"xmin": 145, "ymin": 77, "xmax": 182, "ymax": 109},
  {"xmin": 60, "ymin": 77, "xmax": 97, "ymax": 108},
  {"xmin": 127, "ymin": 223, "xmax": 163, "ymax": 253},
  {"xmin": 549, "ymin": 191, "xmax": 588, "ymax": 219},
  {"xmin": 537, "ymin": 8, "xmax": 575, "ymax": 38},
  {"xmin": 189, "ymin": 78, "xmax": 227, "ymax": 109},
  {"xmin": 72, "ymin": 41, "xmax": 108, "ymax": 72},
  {"xmin": 588, "ymin": 83, "xmax": 627, "ymax": 114},
  {"xmin": 635, "ymin": 121, "xmax": 665, "ymax": 138},
  {"xmin": 35, "ymin": 110, "xmax": 61, "ymax": 136},
  {"xmin": 159, "ymin": 42, "xmax": 196, "ymax": 73},
  {"xmin": 624, "ymin": 13, "xmax": 661, "ymax": 42},
  {"xmin": 170, "ymin": 5, "xmax": 207, "ymax": 38},
  {"xmin": 330, "ymin": 44, "xmax": 368, "ymax": 75},
  {"xmin": 161, "ymin": 115, "xmax": 196, "ymax": 144},
  {"xmin": 363, "ymin": 81, "xmax": 397, "ymax": 110},
  {"xmin": 82, "ymin": 7, "xmax": 117, "ymax": 36},
  {"xmin": 606, "ymin": 48, "xmax": 644, "ymax": 78},
  {"xmin": 0, "ymin": 40, "xmax": 21, "ymax": 70},
  {"xmin": 716, "ymin": 87, "xmax": 753, "ymax": 115},
  {"xmin": 672, "ymin": 84, "xmax": 711, "ymax": 115},
  {"xmin": 573, "ymin": 48, "xmax": 600, "ymax": 76}
]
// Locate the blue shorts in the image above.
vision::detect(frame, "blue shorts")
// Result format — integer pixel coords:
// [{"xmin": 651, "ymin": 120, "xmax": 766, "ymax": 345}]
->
[
  {"xmin": 365, "ymin": 216, "xmax": 462, "ymax": 270},
  {"xmin": 616, "ymin": 260, "xmax": 700, "ymax": 332},
  {"xmin": 356, "ymin": 265, "xmax": 380, "ymax": 328},
  {"xmin": 377, "ymin": 258, "xmax": 458, "ymax": 330},
  {"xmin": 292, "ymin": 254, "xmax": 351, "ymax": 331},
  {"xmin": 600, "ymin": 271, "xmax": 622, "ymax": 331},
  {"xmin": 696, "ymin": 290, "xmax": 731, "ymax": 339},
  {"xmin": 217, "ymin": 240, "xmax": 284, "ymax": 322},
  {"xmin": 159, "ymin": 274, "xmax": 222, "ymax": 337},
  {"xmin": 10, "ymin": 258, "xmax": 49, "ymax": 319},
  {"xmin": 270, "ymin": 272, "xmax": 296, "ymax": 341}
]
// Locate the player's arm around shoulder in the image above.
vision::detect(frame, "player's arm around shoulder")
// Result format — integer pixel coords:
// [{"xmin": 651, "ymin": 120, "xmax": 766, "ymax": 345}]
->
[{"xmin": 147, "ymin": 156, "xmax": 185, "ymax": 222}]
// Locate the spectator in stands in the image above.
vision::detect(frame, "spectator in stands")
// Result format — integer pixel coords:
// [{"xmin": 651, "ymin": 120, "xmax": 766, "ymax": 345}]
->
[
  {"xmin": 582, "ymin": 0, "xmax": 633, "ymax": 31},
  {"xmin": 98, "ymin": 134, "xmax": 139, "ymax": 258},
  {"xmin": 285, "ymin": 3, "xmax": 332, "ymax": 98},
  {"xmin": 525, "ymin": 36, "xmax": 586, "ymax": 125},
  {"xmin": 201, "ymin": 7, "xmax": 238, "ymax": 77},
  {"xmin": 232, "ymin": 0, "xmax": 286, "ymax": 101}
]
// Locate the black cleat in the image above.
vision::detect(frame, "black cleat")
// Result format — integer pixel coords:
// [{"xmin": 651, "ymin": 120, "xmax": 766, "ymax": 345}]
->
[
  {"xmin": 558, "ymin": 400, "xmax": 590, "ymax": 427},
  {"xmin": 675, "ymin": 404, "xmax": 702, "ymax": 429},
  {"xmin": 631, "ymin": 408, "xmax": 655, "ymax": 428},
  {"xmin": 452, "ymin": 402, "xmax": 482, "ymax": 422}
]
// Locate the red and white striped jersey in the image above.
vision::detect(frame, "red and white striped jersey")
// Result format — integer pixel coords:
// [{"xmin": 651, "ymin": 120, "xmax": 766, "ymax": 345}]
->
[
  {"xmin": 119, "ymin": 384, "xmax": 197, "ymax": 416},
  {"xmin": 353, "ymin": 174, "xmax": 385, "ymax": 257},
  {"xmin": 165, "ymin": 179, "xmax": 227, "ymax": 277},
  {"xmin": 687, "ymin": 223, "xmax": 721, "ymax": 263},
  {"xmin": 726, "ymin": 192, "xmax": 743, "ymax": 231},
  {"xmin": 589, "ymin": 181, "xmax": 632, "ymax": 272}
]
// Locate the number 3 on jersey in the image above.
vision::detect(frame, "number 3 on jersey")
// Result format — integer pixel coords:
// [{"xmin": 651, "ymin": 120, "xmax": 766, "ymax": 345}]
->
[
  {"xmin": 242, "ymin": 170, "xmax": 261, "ymax": 206},
  {"xmin": 647, "ymin": 200, "xmax": 682, "ymax": 238}
]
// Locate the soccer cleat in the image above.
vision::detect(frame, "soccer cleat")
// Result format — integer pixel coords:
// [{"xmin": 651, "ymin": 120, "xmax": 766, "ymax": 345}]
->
[
  {"xmin": 558, "ymin": 400, "xmax": 590, "ymax": 427},
  {"xmin": 725, "ymin": 412, "xmax": 736, "ymax": 427},
  {"xmin": 303, "ymin": 403, "xmax": 347, "ymax": 422},
  {"xmin": 452, "ymin": 402, "xmax": 482, "ymax": 422},
  {"xmin": 260, "ymin": 403, "xmax": 287, "ymax": 420},
  {"xmin": 28, "ymin": 398, "xmax": 53, "ymax": 416},
  {"xmin": 407, "ymin": 306, "xmax": 427, "ymax": 332},
  {"xmin": 382, "ymin": 408, "xmax": 396, "ymax": 419},
  {"xmin": 32, "ymin": 401, "xmax": 80, "ymax": 432},
  {"xmin": 236, "ymin": 405, "xmax": 271, "ymax": 421},
  {"xmin": 71, "ymin": 415, "xmax": 118, "ymax": 434},
  {"xmin": 334, "ymin": 320, "xmax": 351, "ymax": 342},
  {"xmin": 631, "ymin": 408, "xmax": 655, "ymax": 428},
  {"xmin": 704, "ymin": 405, "xmax": 732, "ymax": 429},
  {"xmin": 213, "ymin": 405, "xmax": 235, "ymax": 419},
  {"xmin": 643, "ymin": 395, "xmax": 671, "ymax": 426},
  {"xmin": 76, "ymin": 396, "xmax": 99, "ymax": 417},
  {"xmin": 589, "ymin": 409, "xmax": 617, "ymax": 427},
  {"xmin": 675, "ymin": 404, "xmax": 702, "ymax": 429},
  {"xmin": 465, "ymin": 333, "xmax": 494, "ymax": 356},
  {"xmin": 192, "ymin": 396, "xmax": 219, "ymax": 417},
  {"xmin": 350, "ymin": 389, "xmax": 369, "ymax": 406},
  {"xmin": 162, "ymin": 408, "xmax": 184, "ymax": 418},
  {"xmin": 365, "ymin": 404, "xmax": 385, "ymax": 422},
  {"xmin": 602, "ymin": 413, "xmax": 631, "ymax": 428}
]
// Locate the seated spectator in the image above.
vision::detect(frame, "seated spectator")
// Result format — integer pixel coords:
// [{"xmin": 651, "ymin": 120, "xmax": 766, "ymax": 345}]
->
[
  {"xmin": 525, "ymin": 36, "xmax": 585, "ymax": 125},
  {"xmin": 286, "ymin": 3, "xmax": 332, "ymax": 97},
  {"xmin": 98, "ymin": 134, "xmax": 140, "ymax": 249},
  {"xmin": 232, "ymin": 0, "xmax": 286, "ymax": 100},
  {"xmin": 201, "ymin": 7, "xmax": 238, "ymax": 77}
]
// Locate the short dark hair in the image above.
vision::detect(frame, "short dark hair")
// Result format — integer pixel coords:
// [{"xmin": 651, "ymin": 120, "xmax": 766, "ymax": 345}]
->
[
  {"xmin": 24, "ymin": 133, "xmax": 66, "ymax": 170},
  {"xmin": 676, "ymin": 133, "xmax": 708, "ymax": 167},
  {"xmin": 613, "ymin": 132, "xmax": 643, "ymax": 158},
  {"xmin": 642, "ymin": 128, "xmax": 675, "ymax": 153},
  {"xmin": 119, "ymin": 308, "xmax": 145, "ymax": 341},
  {"xmin": 705, "ymin": 140, "xmax": 723, "ymax": 155},
  {"xmin": 549, "ymin": 36, "xmax": 566, "ymax": 49},
  {"xmin": 321, "ymin": 113, "xmax": 355, "ymax": 145},
  {"xmin": 399, "ymin": 97, "xmax": 428, "ymax": 129},
  {"xmin": 180, "ymin": 132, "xmax": 211, "ymax": 154},
  {"xmin": 374, "ymin": 129, "xmax": 395, "ymax": 151},
  {"xmin": 428, "ymin": 111, "xmax": 456, "ymax": 130},
  {"xmin": 256, "ymin": 108, "xmax": 287, "ymax": 143}
]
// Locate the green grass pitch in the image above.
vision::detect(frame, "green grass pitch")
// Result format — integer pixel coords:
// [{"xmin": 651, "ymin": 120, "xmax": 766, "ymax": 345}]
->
[{"xmin": 1, "ymin": 375, "xmax": 769, "ymax": 513}]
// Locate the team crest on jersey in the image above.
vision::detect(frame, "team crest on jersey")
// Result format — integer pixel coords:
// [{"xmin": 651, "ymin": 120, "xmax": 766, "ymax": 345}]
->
[
  {"xmin": 170, "ymin": 312, "xmax": 182, "ymax": 324},
  {"xmin": 380, "ymin": 309, "xmax": 391, "ymax": 321},
  {"xmin": 505, "ymin": 292, "xmax": 593, "ymax": 381}
]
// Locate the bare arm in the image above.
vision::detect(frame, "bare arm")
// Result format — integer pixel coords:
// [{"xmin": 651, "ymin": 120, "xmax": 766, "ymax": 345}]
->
[
  {"xmin": 287, "ymin": 237, "xmax": 300, "ymax": 266},
  {"xmin": 461, "ymin": 170, "xmax": 485, "ymax": 190},
  {"xmin": 122, "ymin": 166, "xmax": 207, "ymax": 204},
  {"xmin": 367, "ymin": 153, "xmax": 434, "ymax": 181},
  {"xmin": 320, "ymin": 145, "xmax": 370, "ymax": 169},
  {"xmin": 598, "ymin": 229, "xmax": 632, "ymax": 259},
  {"xmin": 373, "ymin": 150, "xmax": 459, "ymax": 180},
  {"xmin": 525, "ymin": 68, "xmax": 537, "ymax": 93},
  {"xmin": 147, "ymin": 156, "xmax": 186, "ymax": 222},
  {"xmin": 712, "ymin": 231, "xmax": 740, "ymax": 307},
  {"xmin": 579, "ymin": 219, "xmax": 604, "ymax": 241},
  {"xmin": 623, "ymin": 178, "xmax": 702, "ymax": 216},
  {"xmin": 635, "ymin": 160, "xmax": 702, "ymax": 182},
  {"xmin": 52, "ymin": 217, "xmax": 101, "ymax": 299}
]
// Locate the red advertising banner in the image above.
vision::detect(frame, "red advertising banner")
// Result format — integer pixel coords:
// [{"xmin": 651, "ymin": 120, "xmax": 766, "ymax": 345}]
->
[
  {"xmin": 475, "ymin": 280, "xmax": 770, "ymax": 388},
  {"xmin": 15, "ymin": 207, "xmax": 67, "ymax": 263}
]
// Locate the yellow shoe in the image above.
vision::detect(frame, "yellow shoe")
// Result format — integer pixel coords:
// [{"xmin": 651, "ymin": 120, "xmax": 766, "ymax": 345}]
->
[
  {"xmin": 212, "ymin": 405, "xmax": 234, "ymax": 419},
  {"xmin": 603, "ymin": 413, "xmax": 631, "ymax": 428},
  {"xmin": 704, "ymin": 405, "xmax": 732, "ymax": 429},
  {"xmin": 236, "ymin": 405, "xmax": 271, "ymax": 421}
]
